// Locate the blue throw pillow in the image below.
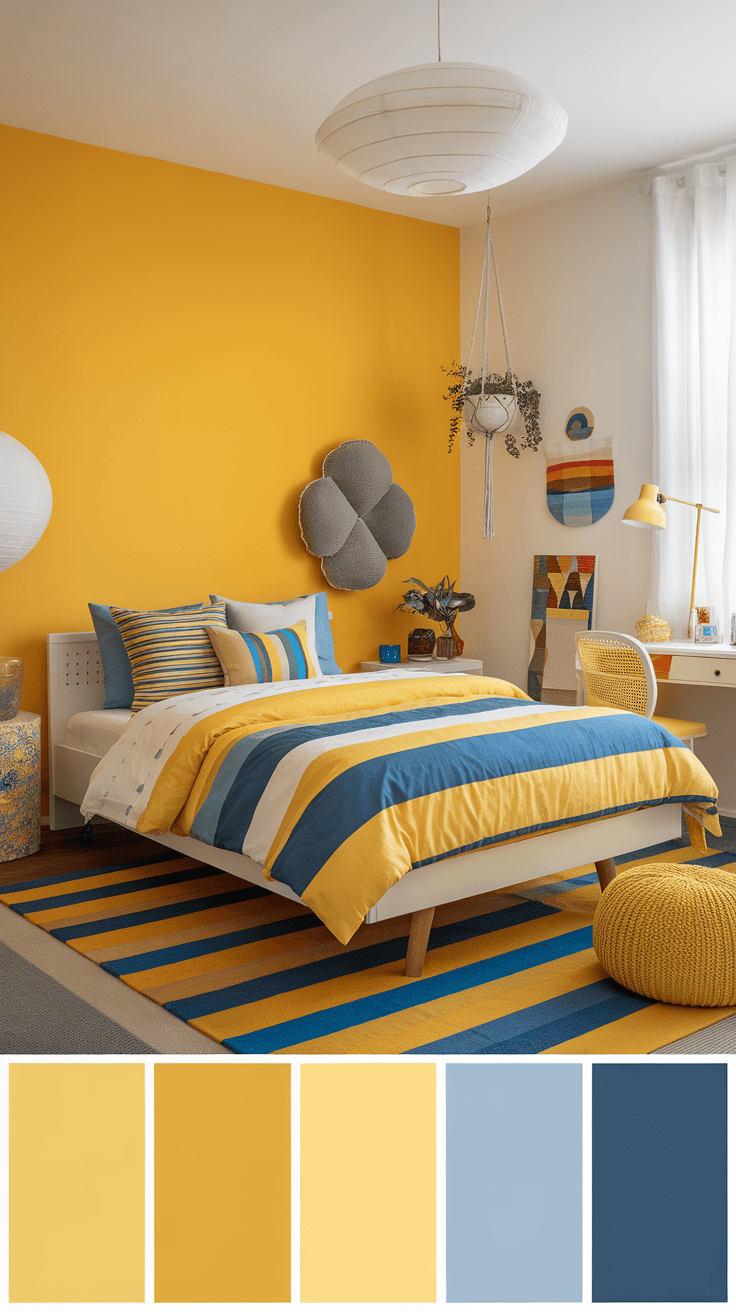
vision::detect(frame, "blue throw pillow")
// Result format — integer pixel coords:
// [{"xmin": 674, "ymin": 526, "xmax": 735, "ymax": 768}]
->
[
  {"xmin": 89, "ymin": 602, "xmax": 205, "ymax": 709},
  {"xmin": 290, "ymin": 591, "xmax": 341, "ymax": 675}
]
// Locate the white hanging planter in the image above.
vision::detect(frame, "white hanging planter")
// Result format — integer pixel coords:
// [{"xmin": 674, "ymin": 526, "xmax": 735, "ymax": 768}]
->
[
  {"xmin": 462, "ymin": 200, "xmax": 521, "ymax": 540},
  {"xmin": 443, "ymin": 199, "xmax": 541, "ymax": 538},
  {"xmin": 465, "ymin": 391, "xmax": 517, "ymax": 436}
]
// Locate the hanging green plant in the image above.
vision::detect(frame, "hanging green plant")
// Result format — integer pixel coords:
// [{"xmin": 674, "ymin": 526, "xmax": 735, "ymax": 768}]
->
[{"xmin": 441, "ymin": 362, "xmax": 542, "ymax": 458}]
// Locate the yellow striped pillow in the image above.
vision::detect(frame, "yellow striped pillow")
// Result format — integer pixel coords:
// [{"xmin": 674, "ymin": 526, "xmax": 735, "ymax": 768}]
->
[
  {"xmin": 206, "ymin": 620, "xmax": 318, "ymax": 686},
  {"xmin": 111, "ymin": 602, "xmax": 228, "ymax": 711}
]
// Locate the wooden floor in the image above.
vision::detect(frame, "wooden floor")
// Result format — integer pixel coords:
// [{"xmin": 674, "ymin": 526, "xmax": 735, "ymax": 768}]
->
[{"xmin": 0, "ymin": 821, "xmax": 170, "ymax": 888}]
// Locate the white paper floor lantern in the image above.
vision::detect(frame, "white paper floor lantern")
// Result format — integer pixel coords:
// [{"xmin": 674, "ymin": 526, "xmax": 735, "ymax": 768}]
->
[
  {"xmin": 315, "ymin": 62, "xmax": 567, "ymax": 196},
  {"xmin": 0, "ymin": 433, "xmax": 52, "ymax": 572}
]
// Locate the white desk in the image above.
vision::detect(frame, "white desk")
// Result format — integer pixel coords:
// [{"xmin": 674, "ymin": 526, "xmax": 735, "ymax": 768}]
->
[
  {"xmin": 643, "ymin": 640, "xmax": 736, "ymax": 820},
  {"xmin": 643, "ymin": 640, "xmax": 736, "ymax": 688}
]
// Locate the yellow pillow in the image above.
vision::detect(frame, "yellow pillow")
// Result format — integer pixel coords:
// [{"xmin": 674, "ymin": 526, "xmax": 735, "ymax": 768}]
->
[{"xmin": 206, "ymin": 620, "xmax": 318, "ymax": 686}]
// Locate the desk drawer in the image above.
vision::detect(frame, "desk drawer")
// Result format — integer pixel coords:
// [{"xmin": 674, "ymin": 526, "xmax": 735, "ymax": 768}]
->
[{"xmin": 668, "ymin": 655, "xmax": 736, "ymax": 685}]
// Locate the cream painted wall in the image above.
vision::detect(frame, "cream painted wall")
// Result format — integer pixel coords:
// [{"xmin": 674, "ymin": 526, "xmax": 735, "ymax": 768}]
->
[{"xmin": 458, "ymin": 177, "xmax": 736, "ymax": 815}]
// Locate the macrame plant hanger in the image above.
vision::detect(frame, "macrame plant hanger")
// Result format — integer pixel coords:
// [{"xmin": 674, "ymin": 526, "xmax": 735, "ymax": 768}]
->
[{"xmin": 464, "ymin": 195, "xmax": 518, "ymax": 539}]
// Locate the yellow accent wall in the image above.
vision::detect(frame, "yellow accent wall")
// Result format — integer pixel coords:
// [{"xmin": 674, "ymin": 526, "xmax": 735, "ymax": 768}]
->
[{"xmin": 0, "ymin": 125, "xmax": 460, "ymax": 807}]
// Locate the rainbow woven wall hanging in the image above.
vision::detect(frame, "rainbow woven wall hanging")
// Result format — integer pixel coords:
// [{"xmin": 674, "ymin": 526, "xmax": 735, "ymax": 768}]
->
[{"xmin": 544, "ymin": 408, "xmax": 614, "ymax": 526}]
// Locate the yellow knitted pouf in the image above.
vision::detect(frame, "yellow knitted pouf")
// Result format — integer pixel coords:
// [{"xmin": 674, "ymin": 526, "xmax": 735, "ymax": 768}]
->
[{"xmin": 593, "ymin": 863, "xmax": 736, "ymax": 1006}]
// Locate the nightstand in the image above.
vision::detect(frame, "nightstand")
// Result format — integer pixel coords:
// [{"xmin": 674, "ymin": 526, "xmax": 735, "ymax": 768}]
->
[
  {"xmin": 361, "ymin": 658, "xmax": 483, "ymax": 675},
  {"xmin": 0, "ymin": 711, "xmax": 41, "ymax": 861}
]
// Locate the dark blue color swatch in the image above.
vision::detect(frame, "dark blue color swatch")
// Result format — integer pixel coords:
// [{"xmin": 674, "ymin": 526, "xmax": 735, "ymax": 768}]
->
[{"xmin": 593, "ymin": 1063, "xmax": 727, "ymax": 1302}]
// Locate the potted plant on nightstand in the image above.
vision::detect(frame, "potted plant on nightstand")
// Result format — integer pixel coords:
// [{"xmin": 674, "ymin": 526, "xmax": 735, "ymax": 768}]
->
[{"xmin": 398, "ymin": 577, "xmax": 475, "ymax": 659}]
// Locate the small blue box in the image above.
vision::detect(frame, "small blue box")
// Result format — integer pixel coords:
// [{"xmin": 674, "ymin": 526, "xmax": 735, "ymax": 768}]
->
[
  {"xmin": 379, "ymin": 644, "xmax": 401, "ymax": 664},
  {"xmin": 695, "ymin": 623, "xmax": 719, "ymax": 643}
]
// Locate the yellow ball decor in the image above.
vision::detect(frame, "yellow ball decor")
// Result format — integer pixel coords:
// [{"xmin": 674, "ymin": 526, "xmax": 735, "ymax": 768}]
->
[
  {"xmin": 634, "ymin": 614, "xmax": 671, "ymax": 642},
  {"xmin": 593, "ymin": 863, "xmax": 736, "ymax": 1007}
]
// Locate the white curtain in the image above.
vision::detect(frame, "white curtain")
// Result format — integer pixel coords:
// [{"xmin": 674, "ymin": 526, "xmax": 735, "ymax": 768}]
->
[{"xmin": 652, "ymin": 157, "xmax": 736, "ymax": 638}]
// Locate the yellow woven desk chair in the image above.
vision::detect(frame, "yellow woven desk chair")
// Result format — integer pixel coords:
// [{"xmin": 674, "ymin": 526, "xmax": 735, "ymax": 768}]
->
[{"xmin": 574, "ymin": 630, "xmax": 707, "ymax": 750}]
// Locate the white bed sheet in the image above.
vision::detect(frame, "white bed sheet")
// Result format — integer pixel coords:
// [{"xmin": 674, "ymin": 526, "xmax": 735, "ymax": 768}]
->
[{"xmin": 63, "ymin": 708, "xmax": 132, "ymax": 756}]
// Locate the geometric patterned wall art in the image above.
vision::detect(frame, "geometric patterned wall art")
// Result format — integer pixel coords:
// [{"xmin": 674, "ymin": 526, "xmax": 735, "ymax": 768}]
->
[
  {"xmin": 544, "ymin": 409, "xmax": 614, "ymax": 526},
  {"xmin": 528, "ymin": 555, "xmax": 597, "ymax": 703}
]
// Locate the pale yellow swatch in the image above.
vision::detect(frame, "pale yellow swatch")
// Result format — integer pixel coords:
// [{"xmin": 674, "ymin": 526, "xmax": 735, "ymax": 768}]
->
[
  {"xmin": 154, "ymin": 1063, "xmax": 291, "ymax": 1302},
  {"xmin": 9, "ymin": 1063, "xmax": 145, "ymax": 1303},
  {"xmin": 301, "ymin": 1063, "xmax": 436, "ymax": 1303}
]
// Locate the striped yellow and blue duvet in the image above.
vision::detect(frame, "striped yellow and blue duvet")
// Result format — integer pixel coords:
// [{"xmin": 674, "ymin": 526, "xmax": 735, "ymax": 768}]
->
[{"xmin": 111, "ymin": 675, "xmax": 720, "ymax": 944}]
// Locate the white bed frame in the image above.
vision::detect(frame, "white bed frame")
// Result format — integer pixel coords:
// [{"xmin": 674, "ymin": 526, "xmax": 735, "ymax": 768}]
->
[{"xmin": 48, "ymin": 633, "xmax": 682, "ymax": 975}]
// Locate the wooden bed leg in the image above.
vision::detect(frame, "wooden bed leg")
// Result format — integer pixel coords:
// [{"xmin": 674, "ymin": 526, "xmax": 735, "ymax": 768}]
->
[
  {"xmin": 404, "ymin": 906, "xmax": 436, "ymax": 977},
  {"xmin": 595, "ymin": 857, "xmax": 617, "ymax": 892}
]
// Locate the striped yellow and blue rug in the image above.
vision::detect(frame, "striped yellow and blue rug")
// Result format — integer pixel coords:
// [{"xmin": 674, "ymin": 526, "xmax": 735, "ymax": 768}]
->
[{"xmin": 2, "ymin": 839, "xmax": 735, "ymax": 1054}]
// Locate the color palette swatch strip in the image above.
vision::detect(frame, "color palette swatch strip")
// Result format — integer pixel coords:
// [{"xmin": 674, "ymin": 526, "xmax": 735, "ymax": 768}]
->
[{"xmin": 4, "ymin": 1060, "xmax": 729, "ymax": 1303}]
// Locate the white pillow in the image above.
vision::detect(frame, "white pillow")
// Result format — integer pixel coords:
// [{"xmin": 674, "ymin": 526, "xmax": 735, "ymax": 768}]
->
[{"xmin": 211, "ymin": 594, "xmax": 318, "ymax": 658}]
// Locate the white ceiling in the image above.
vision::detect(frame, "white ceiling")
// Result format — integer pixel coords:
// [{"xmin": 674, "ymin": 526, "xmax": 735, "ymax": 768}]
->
[{"xmin": 3, "ymin": 0, "xmax": 736, "ymax": 227}]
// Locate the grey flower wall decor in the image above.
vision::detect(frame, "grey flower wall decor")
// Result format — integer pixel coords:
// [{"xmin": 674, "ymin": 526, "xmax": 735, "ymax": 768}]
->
[{"xmin": 298, "ymin": 440, "xmax": 416, "ymax": 590}]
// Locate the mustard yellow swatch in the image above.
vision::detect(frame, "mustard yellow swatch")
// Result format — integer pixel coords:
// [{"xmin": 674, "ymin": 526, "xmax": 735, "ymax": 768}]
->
[
  {"xmin": 154, "ymin": 1063, "xmax": 290, "ymax": 1302},
  {"xmin": 9, "ymin": 1063, "xmax": 145, "ymax": 1303},
  {"xmin": 301, "ymin": 1063, "xmax": 436, "ymax": 1302}
]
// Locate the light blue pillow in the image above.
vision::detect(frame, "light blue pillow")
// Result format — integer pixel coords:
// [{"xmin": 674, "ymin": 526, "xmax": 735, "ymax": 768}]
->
[
  {"xmin": 286, "ymin": 592, "xmax": 341, "ymax": 676},
  {"xmin": 89, "ymin": 602, "xmax": 205, "ymax": 709}
]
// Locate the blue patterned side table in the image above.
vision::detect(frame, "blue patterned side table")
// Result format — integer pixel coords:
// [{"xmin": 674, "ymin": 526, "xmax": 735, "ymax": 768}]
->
[{"xmin": 0, "ymin": 712, "xmax": 40, "ymax": 861}]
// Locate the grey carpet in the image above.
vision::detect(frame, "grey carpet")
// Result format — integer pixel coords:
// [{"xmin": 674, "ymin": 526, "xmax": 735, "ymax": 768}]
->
[
  {"xmin": 0, "ymin": 941, "xmax": 157, "ymax": 1054},
  {"xmin": 0, "ymin": 901, "xmax": 225, "ymax": 1054},
  {"xmin": 656, "ymin": 1016, "xmax": 736, "ymax": 1054}
]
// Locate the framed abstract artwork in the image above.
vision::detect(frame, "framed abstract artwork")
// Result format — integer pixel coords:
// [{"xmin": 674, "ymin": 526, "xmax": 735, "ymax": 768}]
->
[{"xmin": 528, "ymin": 554, "xmax": 598, "ymax": 703}]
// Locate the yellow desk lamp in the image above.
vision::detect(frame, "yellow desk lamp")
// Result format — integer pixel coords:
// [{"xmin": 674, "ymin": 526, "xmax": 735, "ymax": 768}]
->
[{"xmin": 622, "ymin": 483, "xmax": 720, "ymax": 639}]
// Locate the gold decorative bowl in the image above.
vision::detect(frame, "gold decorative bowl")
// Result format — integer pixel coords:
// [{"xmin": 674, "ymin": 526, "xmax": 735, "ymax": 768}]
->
[{"xmin": 635, "ymin": 615, "xmax": 671, "ymax": 642}]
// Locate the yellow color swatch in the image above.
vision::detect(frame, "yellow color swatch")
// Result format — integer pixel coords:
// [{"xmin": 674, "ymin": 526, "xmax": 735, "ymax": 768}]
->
[
  {"xmin": 9, "ymin": 1063, "xmax": 145, "ymax": 1303},
  {"xmin": 154, "ymin": 1063, "xmax": 290, "ymax": 1302},
  {"xmin": 301, "ymin": 1063, "xmax": 436, "ymax": 1303}
]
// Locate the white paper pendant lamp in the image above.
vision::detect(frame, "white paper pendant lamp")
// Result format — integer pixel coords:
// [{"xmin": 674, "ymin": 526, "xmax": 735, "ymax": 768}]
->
[
  {"xmin": 0, "ymin": 432, "xmax": 52, "ymax": 572},
  {"xmin": 315, "ymin": 61, "xmax": 567, "ymax": 196}
]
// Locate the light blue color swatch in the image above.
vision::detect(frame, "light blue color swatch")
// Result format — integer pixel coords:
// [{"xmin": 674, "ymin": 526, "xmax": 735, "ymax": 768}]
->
[{"xmin": 446, "ymin": 1062, "xmax": 582, "ymax": 1302}]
